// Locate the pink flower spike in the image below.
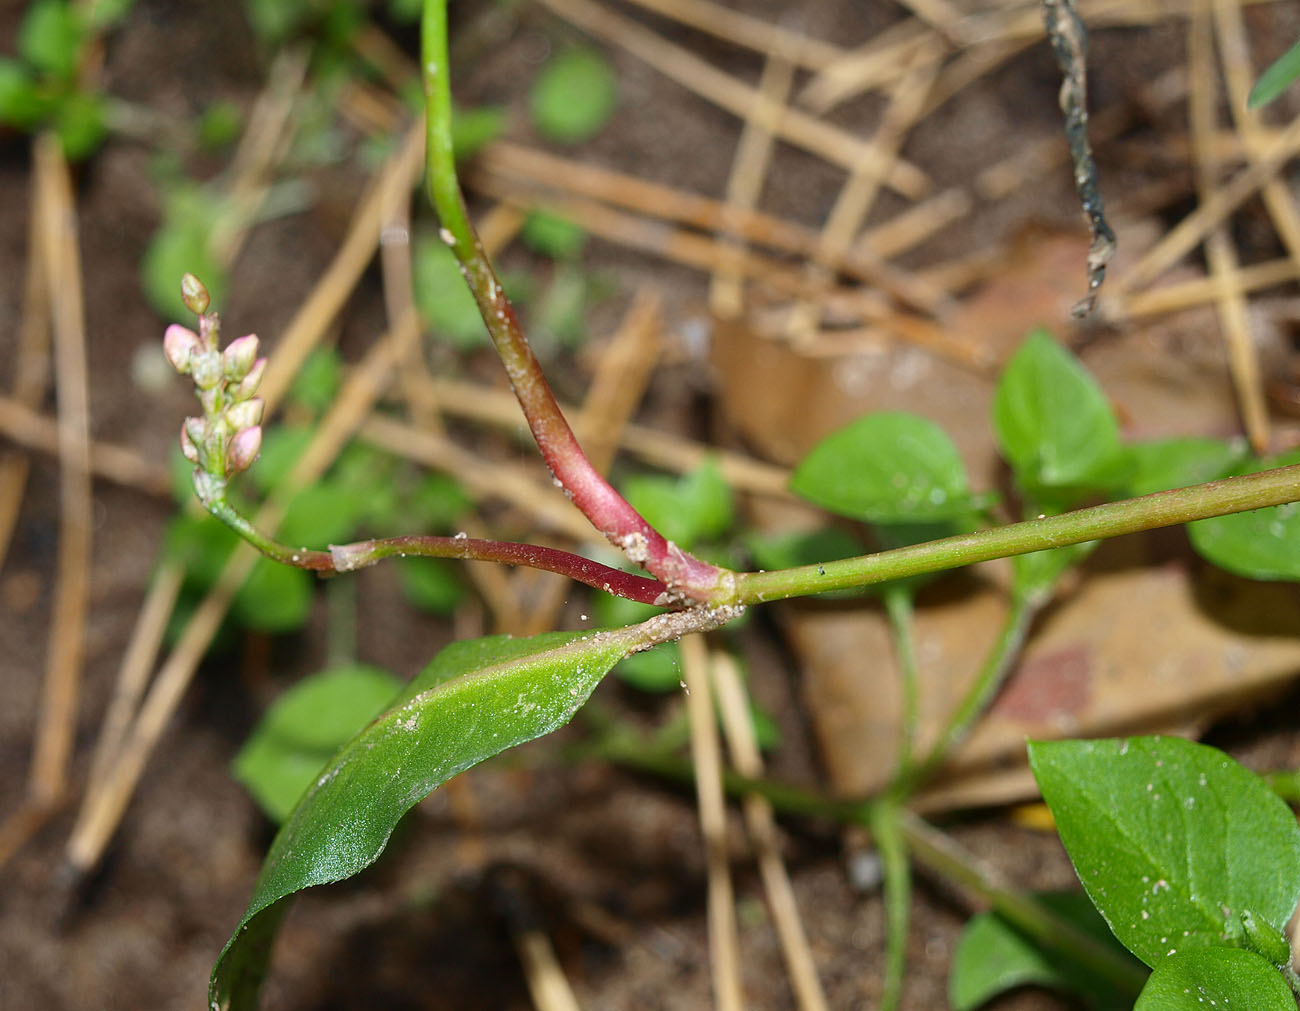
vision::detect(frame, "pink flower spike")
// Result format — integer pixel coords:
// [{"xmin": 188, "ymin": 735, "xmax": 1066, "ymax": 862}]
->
[
  {"xmin": 222, "ymin": 335, "xmax": 260, "ymax": 382},
  {"xmin": 164, "ymin": 324, "xmax": 201, "ymax": 374},
  {"xmin": 226, "ymin": 425, "xmax": 262, "ymax": 474}
]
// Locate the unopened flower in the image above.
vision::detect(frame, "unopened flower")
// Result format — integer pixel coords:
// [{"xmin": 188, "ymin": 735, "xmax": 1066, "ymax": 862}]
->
[
  {"xmin": 180, "ymin": 273, "xmax": 211, "ymax": 316},
  {"xmin": 191, "ymin": 350, "xmax": 222, "ymax": 391},
  {"xmin": 226, "ymin": 398, "xmax": 264, "ymax": 432},
  {"xmin": 231, "ymin": 358, "xmax": 267, "ymax": 401},
  {"xmin": 222, "ymin": 335, "xmax": 260, "ymax": 382},
  {"xmin": 180, "ymin": 423, "xmax": 200, "ymax": 463},
  {"xmin": 164, "ymin": 324, "xmax": 201, "ymax": 374},
  {"xmin": 226, "ymin": 425, "xmax": 262, "ymax": 474}
]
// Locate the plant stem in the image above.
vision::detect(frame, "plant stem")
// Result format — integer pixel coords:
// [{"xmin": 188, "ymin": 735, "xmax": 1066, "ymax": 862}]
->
[
  {"xmin": 585, "ymin": 731, "xmax": 1148, "ymax": 998},
  {"xmin": 870, "ymin": 799, "xmax": 911, "ymax": 1011},
  {"xmin": 902, "ymin": 591, "xmax": 1039, "ymax": 792},
  {"xmin": 728, "ymin": 464, "xmax": 1300, "ymax": 605},
  {"xmin": 898, "ymin": 809, "xmax": 1149, "ymax": 996},
  {"xmin": 202, "ymin": 495, "xmax": 675, "ymax": 604},
  {"xmin": 883, "ymin": 586, "xmax": 920, "ymax": 777},
  {"xmin": 419, "ymin": 0, "xmax": 727, "ymax": 602}
]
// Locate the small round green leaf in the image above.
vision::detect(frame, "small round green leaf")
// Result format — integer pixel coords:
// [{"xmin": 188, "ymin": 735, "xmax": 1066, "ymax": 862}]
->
[
  {"xmin": 19, "ymin": 0, "xmax": 85, "ymax": 80},
  {"xmin": 412, "ymin": 232, "xmax": 488, "ymax": 349},
  {"xmin": 397, "ymin": 558, "xmax": 465, "ymax": 615},
  {"xmin": 1188, "ymin": 448, "xmax": 1300, "ymax": 581},
  {"xmin": 1126, "ymin": 437, "xmax": 1246, "ymax": 497},
  {"xmin": 521, "ymin": 211, "xmax": 587, "ymax": 259},
  {"xmin": 232, "ymin": 664, "xmax": 403, "ymax": 823},
  {"xmin": 1028, "ymin": 736, "xmax": 1300, "ymax": 970},
  {"xmin": 791, "ymin": 411, "xmax": 979, "ymax": 523},
  {"xmin": 621, "ymin": 458, "xmax": 734, "ymax": 551},
  {"xmin": 529, "ymin": 48, "xmax": 617, "ymax": 144},
  {"xmin": 993, "ymin": 330, "xmax": 1125, "ymax": 493},
  {"xmin": 1134, "ymin": 947, "xmax": 1294, "ymax": 1010},
  {"xmin": 232, "ymin": 558, "xmax": 314, "ymax": 633}
]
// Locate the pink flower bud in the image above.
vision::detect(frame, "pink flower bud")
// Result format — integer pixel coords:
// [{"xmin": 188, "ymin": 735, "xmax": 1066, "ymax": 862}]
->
[
  {"xmin": 163, "ymin": 324, "xmax": 201, "ymax": 374},
  {"xmin": 222, "ymin": 335, "xmax": 260, "ymax": 382},
  {"xmin": 225, "ymin": 398, "xmax": 264, "ymax": 432},
  {"xmin": 180, "ymin": 273, "xmax": 211, "ymax": 316},
  {"xmin": 183, "ymin": 416, "xmax": 208, "ymax": 454},
  {"xmin": 191, "ymin": 350, "xmax": 222, "ymax": 391},
  {"xmin": 179, "ymin": 423, "xmax": 200, "ymax": 463},
  {"xmin": 231, "ymin": 357, "xmax": 267, "ymax": 400},
  {"xmin": 226, "ymin": 425, "xmax": 262, "ymax": 474}
]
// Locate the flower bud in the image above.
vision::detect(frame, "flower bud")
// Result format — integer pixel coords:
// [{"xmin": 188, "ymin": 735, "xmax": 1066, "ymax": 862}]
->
[
  {"xmin": 183, "ymin": 416, "xmax": 208, "ymax": 453},
  {"xmin": 226, "ymin": 425, "xmax": 262, "ymax": 474},
  {"xmin": 163, "ymin": 324, "xmax": 201, "ymax": 374},
  {"xmin": 225, "ymin": 397, "xmax": 264, "ymax": 432},
  {"xmin": 222, "ymin": 335, "xmax": 260, "ymax": 382},
  {"xmin": 180, "ymin": 273, "xmax": 211, "ymax": 316},
  {"xmin": 231, "ymin": 357, "xmax": 267, "ymax": 400},
  {"xmin": 191, "ymin": 350, "xmax": 222, "ymax": 391},
  {"xmin": 179, "ymin": 422, "xmax": 200, "ymax": 463}
]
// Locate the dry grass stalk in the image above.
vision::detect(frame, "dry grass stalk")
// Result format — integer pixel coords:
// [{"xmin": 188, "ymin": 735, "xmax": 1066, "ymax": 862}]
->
[
  {"xmin": 620, "ymin": 0, "xmax": 843, "ymax": 67},
  {"xmin": 1188, "ymin": 0, "xmax": 1270, "ymax": 453},
  {"xmin": 0, "ymin": 394, "xmax": 170, "ymax": 495},
  {"xmin": 680, "ymin": 633, "xmax": 744, "ymax": 1011},
  {"xmin": 535, "ymin": 0, "xmax": 930, "ymax": 198},
  {"xmin": 711, "ymin": 49, "xmax": 796, "ymax": 320},
  {"xmin": 712, "ymin": 651, "xmax": 830, "ymax": 1011},
  {"xmin": 30, "ymin": 134, "xmax": 94, "ymax": 808}
]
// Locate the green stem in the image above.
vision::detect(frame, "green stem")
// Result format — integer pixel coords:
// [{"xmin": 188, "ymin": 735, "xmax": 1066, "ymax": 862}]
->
[
  {"xmin": 420, "ymin": 0, "xmax": 726, "ymax": 601},
  {"xmin": 898, "ymin": 809, "xmax": 1148, "ymax": 996},
  {"xmin": 727, "ymin": 464, "xmax": 1300, "ymax": 605},
  {"xmin": 902, "ymin": 591, "xmax": 1038, "ymax": 792},
  {"xmin": 883, "ymin": 587, "xmax": 920, "ymax": 777},
  {"xmin": 584, "ymin": 731, "xmax": 1148, "ymax": 998},
  {"xmin": 870, "ymin": 799, "xmax": 911, "ymax": 1011}
]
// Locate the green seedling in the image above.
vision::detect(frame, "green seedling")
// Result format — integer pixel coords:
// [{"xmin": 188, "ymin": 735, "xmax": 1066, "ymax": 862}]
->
[
  {"xmin": 149, "ymin": 3, "xmax": 1300, "ymax": 1007},
  {"xmin": 1250, "ymin": 37, "xmax": 1300, "ymax": 108},
  {"xmin": 529, "ymin": 46, "xmax": 618, "ymax": 145},
  {"xmin": 0, "ymin": 0, "xmax": 133, "ymax": 158}
]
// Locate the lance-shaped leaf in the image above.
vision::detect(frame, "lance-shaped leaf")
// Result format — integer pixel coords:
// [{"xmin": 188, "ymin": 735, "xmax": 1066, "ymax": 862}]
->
[{"xmin": 210, "ymin": 609, "xmax": 737, "ymax": 1009}]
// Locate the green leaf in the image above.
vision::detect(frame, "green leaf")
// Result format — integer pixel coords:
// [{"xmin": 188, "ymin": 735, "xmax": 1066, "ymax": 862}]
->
[
  {"xmin": 1012, "ymin": 541, "xmax": 1096, "ymax": 602},
  {"xmin": 1126, "ymin": 437, "xmax": 1246, "ymax": 497},
  {"xmin": 1249, "ymin": 37, "xmax": 1300, "ymax": 108},
  {"xmin": 950, "ymin": 892, "xmax": 1142, "ymax": 1011},
  {"xmin": 210, "ymin": 626, "xmax": 654, "ymax": 1007},
  {"xmin": 1028, "ymin": 736, "xmax": 1300, "ymax": 969},
  {"xmin": 993, "ymin": 330, "xmax": 1126, "ymax": 494},
  {"xmin": 87, "ymin": 0, "xmax": 136, "ymax": 29},
  {"xmin": 247, "ymin": 425, "xmax": 313, "ymax": 495},
  {"xmin": 232, "ymin": 558, "xmax": 314, "ymax": 633},
  {"xmin": 19, "ymin": 0, "xmax": 85, "ymax": 80},
  {"xmin": 287, "ymin": 348, "xmax": 342, "ymax": 416},
  {"xmin": 521, "ymin": 211, "xmax": 587, "ymax": 260},
  {"xmin": 0, "ymin": 59, "xmax": 48, "ymax": 129},
  {"xmin": 1134, "ymin": 947, "xmax": 1294, "ymax": 1010},
  {"xmin": 197, "ymin": 100, "xmax": 244, "ymax": 151},
  {"xmin": 243, "ymin": 0, "xmax": 315, "ymax": 44},
  {"xmin": 1188, "ymin": 448, "xmax": 1300, "ymax": 581},
  {"xmin": 141, "ymin": 186, "xmax": 227, "ymax": 322},
  {"xmin": 450, "ymin": 104, "xmax": 505, "ymax": 160},
  {"xmin": 164, "ymin": 512, "xmax": 241, "ymax": 588},
  {"xmin": 232, "ymin": 664, "xmax": 403, "ymax": 823},
  {"xmin": 622, "ymin": 458, "xmax": 734, "ymax": 551},
  {"xmin": 54, "ymin": 87, "xmax": 106, "ymax": 159},
  {"xmin": 529, "ymin": 48, "xmax": 617, "ymax": 144},
  {"xmin": 397, "ymin": 558, "xmax": 465, "ymax": 615},
  {"xmin": 412, "ymin": 232, "xmax": 489, "ymax": 349},
  {"xmin": 792, "ymin": 411, "xmax": 983, "ymax": 524},
  {"xmin": 277, "ymin": 482, "xmax": 364, "ymax": 548}
]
